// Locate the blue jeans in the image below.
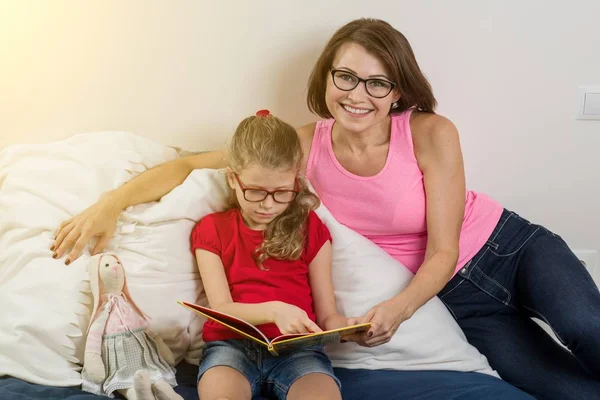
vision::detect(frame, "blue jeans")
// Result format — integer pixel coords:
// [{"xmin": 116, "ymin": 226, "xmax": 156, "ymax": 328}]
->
[
  {"xmin": 439, "ymin": 209, "xmax": 600, "ymax": 399},
  {"xmin": 334, "ymin": 368, "xmax": 532, "ymax": 400}
]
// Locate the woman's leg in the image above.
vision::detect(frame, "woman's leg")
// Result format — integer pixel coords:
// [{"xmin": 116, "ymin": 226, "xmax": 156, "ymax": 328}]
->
[
  {"xmin": 334, "ymin": 368, "xmax": 533, "ymax": 400},
  {"xmin": 440, "ymin": 210, "xmax": 600, "ymax": 399},
  {"xmin": 457, "ymin": 312, "xmax": 600, "ymax": 399},
  {"xmin": 516, "ymin": 231, "xmax": 600, "ymax": 378}
]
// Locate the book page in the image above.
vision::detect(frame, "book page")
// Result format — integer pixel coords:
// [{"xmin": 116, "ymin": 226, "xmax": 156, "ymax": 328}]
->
[
  {"xmin": 271, "ymin": 331, "xmax": 342, "ymax": 354},
  {"xmin": 271, "ymin": 323, "xmax": 370, "ymax": 344},
  {"xmin": 270, "ymin": 323, "xmax": 371, "ymax": 354},
  {"xmin": 179, "ymin": 301, "xmax": 268, "ymax": 344}
]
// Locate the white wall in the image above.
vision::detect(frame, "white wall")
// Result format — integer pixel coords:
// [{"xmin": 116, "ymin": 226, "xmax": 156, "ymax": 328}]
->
[{"xmin": 1, "ymin": 1, "xmax": 599, "ymax": 255}]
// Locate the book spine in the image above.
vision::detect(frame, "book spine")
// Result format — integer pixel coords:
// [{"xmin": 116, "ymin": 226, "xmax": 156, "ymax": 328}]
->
[{"xmin": 267, "ymin": 344, "xmax": 279, "ymax": 357}]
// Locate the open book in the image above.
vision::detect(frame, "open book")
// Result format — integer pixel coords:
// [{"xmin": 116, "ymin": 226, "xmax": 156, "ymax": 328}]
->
[{"xmin": 179, "ymin": 301, "xmax": 371, "ymax": 356}]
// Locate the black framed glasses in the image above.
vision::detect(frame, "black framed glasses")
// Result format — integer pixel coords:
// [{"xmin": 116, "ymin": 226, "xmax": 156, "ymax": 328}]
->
[
  {"xmin": 233, "ymin": 174, "xmax": 299, "ymax": 204},
  {"xmin": 331, "ymin": 69, "xmax": 396, "ymax": 99}
]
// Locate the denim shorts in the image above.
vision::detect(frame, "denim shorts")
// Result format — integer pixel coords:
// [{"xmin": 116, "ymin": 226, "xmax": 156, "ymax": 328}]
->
[
  {"xmin": 197, "ymin": 339, "xmax": 341, "ymax": 399},
  {"xmin": 198, "ymin": 339, "xmax": 341, "ymax": 399}
]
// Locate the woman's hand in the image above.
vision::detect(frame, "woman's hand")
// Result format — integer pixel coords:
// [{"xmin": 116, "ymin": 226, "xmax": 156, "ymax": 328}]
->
[
  {"xmin": 271, "ymin": 301, "xmax": 323, "ymax": 335},
  {"xmin": 51, "ymin": 192, "xmax": 123, "ymax": 264},
  {"xmin": 349, "ymin": 295, "xmax": 416, "ymax": 347}
]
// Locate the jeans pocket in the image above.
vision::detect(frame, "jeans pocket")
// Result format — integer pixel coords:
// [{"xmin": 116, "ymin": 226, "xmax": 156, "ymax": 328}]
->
[
  {"xmin": 456, "ymin": 247, "xmax": 516, "ymax": 308},
  {"xmin": 487, "ymin": 212, "xmax": 542, "ymax": 257},
  {"xmin": 467, "ymin": 265, "xmax": 513, "ymax": 306}
]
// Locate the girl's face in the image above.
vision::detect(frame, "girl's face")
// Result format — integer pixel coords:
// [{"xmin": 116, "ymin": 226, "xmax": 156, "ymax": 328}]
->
[
  {"xmin": 325, "ymin": 42, "xmax": 400, "ymax": 134},
  {"xmin": 227, "ymin": 164, "xmax": 297, "ymax": 231}
]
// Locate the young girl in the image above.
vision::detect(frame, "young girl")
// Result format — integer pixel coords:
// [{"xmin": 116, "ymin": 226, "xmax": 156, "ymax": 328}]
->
[{"xmin": 189, "ymin": 111, "xmax": 346, "ymax": 400}]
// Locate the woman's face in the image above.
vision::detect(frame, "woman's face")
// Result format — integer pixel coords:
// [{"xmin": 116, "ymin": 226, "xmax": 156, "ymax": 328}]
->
[{"xmin": 325, "ymin": 42, "xmax": 400, "ymax": 134}]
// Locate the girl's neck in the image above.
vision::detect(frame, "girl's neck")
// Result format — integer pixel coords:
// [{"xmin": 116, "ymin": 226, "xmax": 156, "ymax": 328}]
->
[
  {"xmin": 238, "ymin": 209, "xmax": 268, "ymax": 232},
  {"xmin": 332, "ymin": 115, "xmax": 392, "ymax": 155}
]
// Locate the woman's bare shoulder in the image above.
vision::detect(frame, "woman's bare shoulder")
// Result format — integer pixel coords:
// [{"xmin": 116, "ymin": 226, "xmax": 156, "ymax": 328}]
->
[
  {"xmin": 296, "ymin": 122, "xmax": 317, "ymax": 173},
  {"xmin": 296, "ymin": 122, "xmax": 317, "ymax": 143},
  {"xmin": 409, "ymin": 111, "xmax": 462, "ymax": 168},
  {"xmin": 410, "ymin": 111, "xmax": 456, "ymax": 137}
]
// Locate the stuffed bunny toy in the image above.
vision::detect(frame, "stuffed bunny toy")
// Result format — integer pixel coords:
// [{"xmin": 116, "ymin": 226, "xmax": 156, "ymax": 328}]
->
[{"xmin": 81, "ymin": 253, "xmax": 183, "ymax": 400}]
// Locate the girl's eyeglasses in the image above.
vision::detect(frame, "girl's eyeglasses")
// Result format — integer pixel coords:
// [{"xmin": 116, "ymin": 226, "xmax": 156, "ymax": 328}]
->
[{"xmin": 234, "ymin": 174, "xmax": 299, "ymax": 204}]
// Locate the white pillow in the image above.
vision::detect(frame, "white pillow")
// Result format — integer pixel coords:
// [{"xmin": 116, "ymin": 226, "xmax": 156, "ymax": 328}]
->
[
  {"xmin": 0, "ymin": 132, "xmax": 182, "ymax": 386},
  {"xmin": 314, "ymin": 204, "xmax": 498, "ymax": 376},
  {"xmin": 156, "ymin": 169, "xmax": 498, "ymax": 377}
]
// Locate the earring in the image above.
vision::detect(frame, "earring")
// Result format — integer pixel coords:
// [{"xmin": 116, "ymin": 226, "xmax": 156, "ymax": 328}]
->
[{"xmin": 392, "ymin": 102, "xmax": 399, "ymax": 109}]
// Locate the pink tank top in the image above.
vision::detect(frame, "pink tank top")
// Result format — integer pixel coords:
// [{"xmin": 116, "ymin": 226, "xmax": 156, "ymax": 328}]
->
[{"xmin": 306, "ymin": 109, "xmax": 504, "ymax": 275}]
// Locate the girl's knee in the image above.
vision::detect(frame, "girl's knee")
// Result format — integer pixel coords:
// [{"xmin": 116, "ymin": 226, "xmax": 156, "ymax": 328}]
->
[
  {"xmin": 197, "ymin": 365, "xmax": 252, "ymax": 400},
  {"xmin": 287, "ymin": 373, "xmax": 341, "ymax": 400}
]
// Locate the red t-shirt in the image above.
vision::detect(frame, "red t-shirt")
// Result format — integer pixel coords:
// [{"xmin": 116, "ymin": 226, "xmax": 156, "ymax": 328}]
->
[{"xmin": 190, "ymin": 208, "xmax": 332, "ymax": 341}]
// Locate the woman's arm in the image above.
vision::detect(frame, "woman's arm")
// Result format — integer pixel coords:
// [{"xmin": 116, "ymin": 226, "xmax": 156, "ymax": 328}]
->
[
  {"xmin": 195, "ymin": 249, "xmax": 321, "ymax": 334},
  {"xmin": 307, "ymin": 240, "xmax": 349, "ymax": 331},
  {"xmin": 111, "ymin": 150, "xmax": 228, "ymax": 211},
  {"xmin": 53, "ymin": 150, "xmax": 227, "ymax": 263},
  {"xmin": 360, "ymin": 113, "xmax": 465, "ymax": 346},
  {"xmin": 400, "ymin": 113, "xmax": 465, "ymax": 312}
]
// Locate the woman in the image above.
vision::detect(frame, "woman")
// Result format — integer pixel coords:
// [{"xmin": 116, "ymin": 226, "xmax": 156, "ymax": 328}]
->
[{"xmin": 52, "ymin": 19, "xmax": 599, "ymax": 399}]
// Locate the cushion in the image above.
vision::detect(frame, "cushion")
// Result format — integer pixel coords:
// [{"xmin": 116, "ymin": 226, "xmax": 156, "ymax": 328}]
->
[
  {"xmin": 0, "ymin": 132, "xmax": 194, "ymax": 385},
  {"xmin": 315, "ymin": 198, "xmax": 497, "ymax": 375}
]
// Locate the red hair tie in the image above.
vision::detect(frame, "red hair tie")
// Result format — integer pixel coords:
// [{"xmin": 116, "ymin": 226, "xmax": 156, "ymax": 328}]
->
[{"xmin": 255, "ymin": 109, "xmax": 271, "ymax": 117}]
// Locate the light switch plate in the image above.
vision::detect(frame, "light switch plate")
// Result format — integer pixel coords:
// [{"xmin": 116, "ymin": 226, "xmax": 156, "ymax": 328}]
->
[{"xmin": 577, "ymin": 86, "xmax": 600, "ymax": 120}]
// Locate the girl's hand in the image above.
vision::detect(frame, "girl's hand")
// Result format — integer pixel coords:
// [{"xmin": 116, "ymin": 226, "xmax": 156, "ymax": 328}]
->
[
  {"xmin": 271, "ymin": 301, "xmax": 323, "ymax": 334},
  {"xmin": 52, "ymin": 192, "xmax": 122, "ymax": 264},
  {"xmin": 349, "ymin": 296, "xmax": 416, "ymax": 347},
  {"xmin": 322, "ymin": 314, "xmax": 352, "ymax": 331},
  {"xmin": 322, "ymin": 314, "xmax": 364, "ymax": 343}
]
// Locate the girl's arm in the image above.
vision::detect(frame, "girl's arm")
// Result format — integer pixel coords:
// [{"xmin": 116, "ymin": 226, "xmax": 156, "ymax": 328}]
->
[
  {"xmin": 307, "ymin": 241, "xmax": 348, "ymax": 331},
  {"xmin": 195, "ymin": 249, "xmax": 321, "ymax": 334},
  {"xmin": 53, "ymin": 150, "xmax": 227, "ymax": 263}
]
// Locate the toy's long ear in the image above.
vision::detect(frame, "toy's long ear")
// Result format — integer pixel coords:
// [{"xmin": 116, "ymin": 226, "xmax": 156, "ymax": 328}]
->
[
  {"xmin": 86, "ymin": 254, "xmax": 103, "ymax": 334},
  {"xmin": 113, "ymin": 254, "xmax": 150, "ymax": 321}
]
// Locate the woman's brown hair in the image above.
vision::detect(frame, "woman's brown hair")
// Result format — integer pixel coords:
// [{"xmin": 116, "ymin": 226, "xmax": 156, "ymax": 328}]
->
[
  {"xmin": 227, "ymin": 114, "xmax": 320, "ymax": 269},
  {"xmin": 307, "ymin": 18, "xmax": 437, "ymax": 117}
]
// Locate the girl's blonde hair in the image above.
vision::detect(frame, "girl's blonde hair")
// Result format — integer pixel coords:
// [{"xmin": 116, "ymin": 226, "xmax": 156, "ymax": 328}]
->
[{"xmin": 227, "ymin": 113, "xmax": 320, "ymax": 269}]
